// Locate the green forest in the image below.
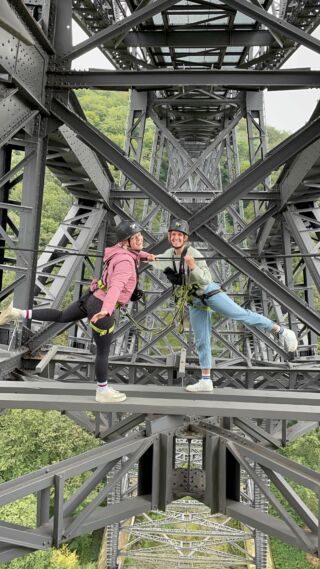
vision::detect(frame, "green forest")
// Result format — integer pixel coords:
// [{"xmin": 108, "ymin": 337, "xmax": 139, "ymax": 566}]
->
[{"xmin": 1, "ymin": 89, "xmax": 319, "ymax": 568}]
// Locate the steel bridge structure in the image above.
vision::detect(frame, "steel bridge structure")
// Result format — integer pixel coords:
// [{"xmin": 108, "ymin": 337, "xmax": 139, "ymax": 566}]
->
[{"xmin": 0, "ymin": 0, "xmax": 320, "ymax": 568}]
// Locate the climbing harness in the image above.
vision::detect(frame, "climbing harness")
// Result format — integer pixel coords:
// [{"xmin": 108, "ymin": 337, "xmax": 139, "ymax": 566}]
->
[
  {"xmin": 89, "ymin": 251, "xmax": 143, "ymax": 336},
  {"xmin": 163, "ymin": 245, "xmax": 190, "ymax": 286},
  {"xmin": 90, "ymin": 320, "xmax": 115, "ymax": 336},
  {"xmin": 90, "ymin": 244, "xmax": 224, "ymax": 337},
  {"xmin": 189, "ymin": 285, "xmax": 225, "ymax": 306},
  {"xmin": 121, "ymin": 285, "xmax": 188, "ymax": 336}
]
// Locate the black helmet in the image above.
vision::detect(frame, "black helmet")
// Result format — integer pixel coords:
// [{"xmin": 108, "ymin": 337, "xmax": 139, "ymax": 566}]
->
[
  {"xmin": 115, "ymin": 220, "xmax": 141, "ymax": 242},
  {"xmin": 168, "ymin": 218, "xmax": 190, "ymax": 235}
]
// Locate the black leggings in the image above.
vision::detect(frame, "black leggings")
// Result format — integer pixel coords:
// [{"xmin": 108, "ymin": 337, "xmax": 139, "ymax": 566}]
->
[{"xmin": 32, "ymin": 293, "xmax": 114, "ymax": 383}]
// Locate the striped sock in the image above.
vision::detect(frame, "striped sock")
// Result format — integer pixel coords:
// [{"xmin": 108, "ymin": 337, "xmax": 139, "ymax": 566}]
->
[
  {"xmin": 273, "ymin": 324, "xmax": 284, "ymax": 336},
  {"xmin": 201, "ymin": 375, "xmax": 211, "ymax": 382},
  {"xmin": 19, "ymin": 309, "xmax": 32, "ymax": 320},
  {"xmin": 97, "ymin": 381, "xmax": 109, "ymax": 392}
]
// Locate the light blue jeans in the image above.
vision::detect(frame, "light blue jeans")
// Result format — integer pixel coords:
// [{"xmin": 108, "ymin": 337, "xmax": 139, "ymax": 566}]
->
[{"xmin": 188, "ymin": 282, "xmax": 275, "ymax": 369}]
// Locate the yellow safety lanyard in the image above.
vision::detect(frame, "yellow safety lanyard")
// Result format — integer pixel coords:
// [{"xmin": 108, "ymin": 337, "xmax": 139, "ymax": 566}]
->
[{"xmin": 90, "ymin": 320, "xmax": 115, "ymax": 336}]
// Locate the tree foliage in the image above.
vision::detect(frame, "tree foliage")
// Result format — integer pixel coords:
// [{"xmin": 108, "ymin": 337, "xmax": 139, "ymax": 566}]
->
[{"xmin": 0, "ymin": 410, "xmax": 102, "ymax": 569}]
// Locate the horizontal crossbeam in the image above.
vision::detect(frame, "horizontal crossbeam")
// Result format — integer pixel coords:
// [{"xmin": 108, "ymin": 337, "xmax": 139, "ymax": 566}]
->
[
  {"xmin": 107, "ymin": 30, "xmax": 281, "ymax": 48},
  {"xmin": 0, "ymin": 382, "xmax": 319, "ymax": 420},
  {"xmin": 48, "ymin": 70, "xmax": 320, "ymax": 90}
]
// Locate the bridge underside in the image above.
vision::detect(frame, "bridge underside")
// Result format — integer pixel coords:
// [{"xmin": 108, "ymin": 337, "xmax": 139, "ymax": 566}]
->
[
  {"xmin": 0, "ymin": 380, "xmax": 319, "ymax": 564},
  {"xmin": 0, "ymin": 0, "xmax": 320, "ymax": 567}
]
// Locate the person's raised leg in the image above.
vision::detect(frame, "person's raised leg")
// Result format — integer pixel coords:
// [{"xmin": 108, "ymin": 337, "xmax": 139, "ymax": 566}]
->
[
  {"xmin": 0, "ymin": 304, "xmax": 31, "ymax": 326},
  {"xmin": 0, "ymin": 298, "xmax": 86, "ymax": 326},
  {"xmin": 185, "ymin": 303, "xmax": 214, "ymax": 392},
  {"xmin": 204, "ymin": 285, "xmax": 298, "ymax": 353}
]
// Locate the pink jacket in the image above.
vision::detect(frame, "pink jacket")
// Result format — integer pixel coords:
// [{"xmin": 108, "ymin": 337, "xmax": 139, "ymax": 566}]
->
[{"xmin": 90, "ymin": 244, "xmax": 149, "ymax": 315}]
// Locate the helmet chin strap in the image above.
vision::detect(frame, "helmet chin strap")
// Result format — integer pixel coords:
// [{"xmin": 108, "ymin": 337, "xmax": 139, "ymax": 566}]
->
[
  {"xmin": 170, "ymin": 237, "xmax": 186, "ymax": 254},
  {"xmin": 128, "ymin": 237, "xmax": 141, "ymax": 252}
]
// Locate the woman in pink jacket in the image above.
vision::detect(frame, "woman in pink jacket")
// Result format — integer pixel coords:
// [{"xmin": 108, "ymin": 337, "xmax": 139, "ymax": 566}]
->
[{"xmin": 0, "ymin": 220, "xmax": 156, "ymax": 403}]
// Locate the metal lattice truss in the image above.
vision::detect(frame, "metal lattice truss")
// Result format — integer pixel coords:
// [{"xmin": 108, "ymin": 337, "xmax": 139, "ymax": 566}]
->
[
  {"xmin": 0, "ymin": 403, "xmax": 318, "ymax": 564},
  {"xmin": 119, "ymin": 444, "xmax": 254, "ymax": 569},
  {"xmin": 1, "ymin": 0, "xmax": 320, "ymax": 567}
]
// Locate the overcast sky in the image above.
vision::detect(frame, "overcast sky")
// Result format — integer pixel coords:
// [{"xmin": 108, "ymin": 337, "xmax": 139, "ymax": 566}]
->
[{"xmin": 72, "ymin": 22, "xmax": 320, "ymax": 134}]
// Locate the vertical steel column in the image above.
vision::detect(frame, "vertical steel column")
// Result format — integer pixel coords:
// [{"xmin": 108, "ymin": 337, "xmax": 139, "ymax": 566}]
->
[
  {"xmin": 14, "ymin": 118, "xmax": 48, "ymax": 309},
  {"xmin": 245, "ymin": 92, "xmax": 269, "ymax": 214},
  {"xmin": 302, "ymin": 266, "xmax": 317, "ymax": 356},
  {"xmin": 68, "ymin": 216, "xmax": 108, "ymax": 349},
  {"xmin": 120, "ymin": 90, "xmax": 148, "ymax": 211},
  {"xmin": 281, "ymin": 223, "xmax": 298, "ymax": 340},
  {"xmin": 0, "ymin": 146, "xmax": 11, "ymax": 295},
  {"xmin": 254, "ymin": 465, "xmax": 269, "ymax": 569},
  {"xmin": 244, "ymin": 92, "xmax": 275, "ymax": 362},
  {"xmin": 244, "ymin": 90, "xmax": 271, "ymax": 565},
  {"xmin": 112, "ymin": 91, "xmax": 149, "ymax": 361}
]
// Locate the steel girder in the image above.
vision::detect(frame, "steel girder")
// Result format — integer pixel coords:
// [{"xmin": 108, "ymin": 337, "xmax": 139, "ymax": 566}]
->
[
  {"xmin": 0, "ymin": 381, "xmax": 320, "ymax": 420},
  {"xmin": 0, "ymin": 431, "xmax": 156, "ymax": 563},
  {"xmin": 48, "ymin": 69, "xmax": 320, "ymax": 90},
  {"xmin": 222, "ymin": 0, "xmax": 320, "ymax": 55},
  {"xmin": 198, "ymin": 421, "xmax": 320, "ymax": 553},
  {"xmin": 0, "ymin": 403, "xmax": 318, "ymax": 562},
  {"xmin": 0, "ymin": 88, "xmax": 39, "ymax": 149},
  {"xmin": 66, "ymin": 0, "xmax": 183, "ymax": 61},
  {"xmin": 50, "ymin": 98, "xmax": 320, "ymax": 335},
  {"xmin": 1, "ymin": 1, "xmax": 320, "ymax": 566},
  {"xmin": 284, "ymin": 206, "xmax": 320, "ymax": 292},
  {"xmin": 34, "ymin": 204, "xmax": 105, "ymax": 306},
  {"xmin": 106, "ymin": 30, "xmax": 284, "ymax": 48},
  {"xmin": 0, "ymin": 0, "xmax": 34, "ymax": 45},
  {"xmin": 14, "ymin": 120, "xmax": 48, "ymax": 309}
]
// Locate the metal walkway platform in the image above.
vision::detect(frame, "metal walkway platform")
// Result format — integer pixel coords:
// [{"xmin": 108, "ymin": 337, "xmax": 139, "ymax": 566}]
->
[{"xmin": 1, "ymin": 381, "xmax": 319, "ymax": 420}]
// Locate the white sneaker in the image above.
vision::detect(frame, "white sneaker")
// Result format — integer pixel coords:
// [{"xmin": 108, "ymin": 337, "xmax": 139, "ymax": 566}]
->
[
  {"xmin": 281, "ymin": 328, "xmax": 298, "ymax": 352},
  {"xmin": 95, "ymin": 387, "xmax": 126, "ymax": 403},
  {"xmin": 185, "ymin": 379, "xmax": 214, "ymax": 393},
  {"xmin": 0, "ymin": 304, "xmax": 21, "ymax": 326}
]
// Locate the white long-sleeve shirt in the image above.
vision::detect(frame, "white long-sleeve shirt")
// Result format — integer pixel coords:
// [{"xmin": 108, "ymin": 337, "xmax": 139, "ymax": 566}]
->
[{"xmin": 149, "ymin": 245, "xmax": 212, "ymax": 295}]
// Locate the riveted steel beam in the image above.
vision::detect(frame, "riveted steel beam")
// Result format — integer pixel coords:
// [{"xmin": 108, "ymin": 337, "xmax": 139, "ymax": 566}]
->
[
  {"xmin": 188, "ymin": 114, "xmax": 320, "ymax": 232},
  {"xmin": 66, "ymin": 0, "xmax": 183, "ymax": 60},
  {"xmin": 48, "ymin": 69, "xmax": 320, "ymax": 90},
  {"xmin": 0, "ymin": 89, "xmax": 38, "ymax": 149},
  {"xmin": 224, "ymin": 0, "xmax": 320, "ymax": 55},
  {"xmin": 50, "ymin": 98, "xmax": 320, "ymax": 334},
  {"xmin": 106, "ymin": 30, "xmax": 280, "ymax": 48},
  {"xmin": 226, "ymin": 500, "xmax": 318, "ymax": 552},
  {"xmin": 0, "ymin": 0, "xmax": 34, "ymax": 45},
  {"xmin": 284, "ymin": 206, "xmax": 320, "ymax": 291},
  {"xmin": 152, "ymin": 97, "xmax": 242, "ymax": 107},
  {"xmin": 7, "ymin": 0, "xmax": 54, "ymax": 53}
]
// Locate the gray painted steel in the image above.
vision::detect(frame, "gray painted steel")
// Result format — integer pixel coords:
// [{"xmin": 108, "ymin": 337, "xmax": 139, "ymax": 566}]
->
[
  {"xmin": 48, "ymin": 69, "xmax": 320, "ymax": 90},
  {"xmin": 1, "ymin": 1, "xmax": 320, "ymax": 566},
  {"xmin": 0, "ymin": 383, "xmax": 319, "ymax": 420}
]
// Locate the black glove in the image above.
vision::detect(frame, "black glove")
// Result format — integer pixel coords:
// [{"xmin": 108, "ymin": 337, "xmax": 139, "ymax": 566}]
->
[
  {"xmin": 130, "ymin": 287, "xmax": 145, "ymax": 302},
  {"xmin": 164, "ymin": 267, "xmax": 183, "ymax": 286}
]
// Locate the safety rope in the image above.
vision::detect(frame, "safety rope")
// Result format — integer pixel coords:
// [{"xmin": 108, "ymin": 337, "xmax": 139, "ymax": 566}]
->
[
  {"xmin": 121, "ymin": 284, "xmax": 191, "ymax": 335},
  {"xmin": 2, "ymin": 245, "xmax": 320, "ymax": 262}
]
